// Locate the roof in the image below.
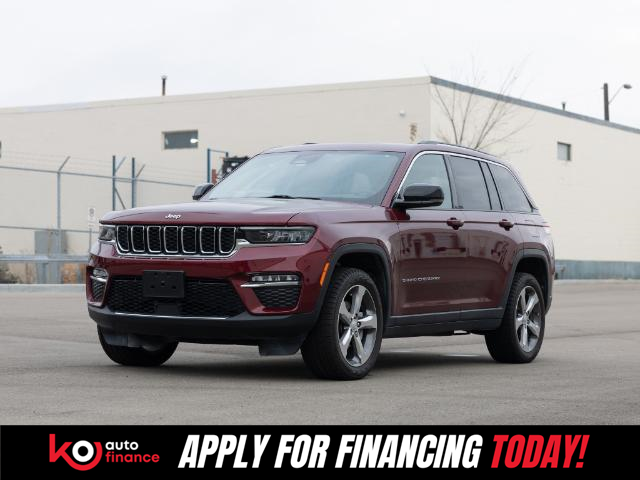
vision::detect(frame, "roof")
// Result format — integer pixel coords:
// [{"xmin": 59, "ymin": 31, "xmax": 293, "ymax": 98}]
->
[
  {"xmin": 429, "ymin": 76, "xmax": 640, "ymax": 136},
  {"xmin": 1, "ymin": 75, "xmax": 637, "ymax": 135}
]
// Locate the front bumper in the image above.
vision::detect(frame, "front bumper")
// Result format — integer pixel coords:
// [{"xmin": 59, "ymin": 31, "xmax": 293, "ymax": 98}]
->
[
  {"xmin": 89, "ymin": 304, "xmax": 316, "ymax": 351},
  {"xmin": 86, "ymin": 238, "xmax": 330, "ymax": 348}
]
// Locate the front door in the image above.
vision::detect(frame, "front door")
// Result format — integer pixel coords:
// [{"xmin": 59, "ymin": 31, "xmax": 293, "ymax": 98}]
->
[{"xmin": 393, "ymin": 153, "xmax": 467, "ymax": 317}]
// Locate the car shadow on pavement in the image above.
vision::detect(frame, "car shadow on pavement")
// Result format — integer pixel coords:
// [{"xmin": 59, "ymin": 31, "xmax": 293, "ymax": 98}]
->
[{"xmin": 97, "ymin": 350, "xmax": 494, "ymax": 381}]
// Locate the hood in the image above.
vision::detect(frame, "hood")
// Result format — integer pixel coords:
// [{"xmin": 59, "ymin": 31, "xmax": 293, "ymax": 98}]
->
[{"xmin": 101, "ymin": 198, "xmax": 372, "ymax": 225}]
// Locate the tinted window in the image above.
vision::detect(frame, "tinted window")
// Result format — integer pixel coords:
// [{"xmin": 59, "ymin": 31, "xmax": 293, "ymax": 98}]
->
[
  {"xmin": 489, "ymin": 164, "xmax": 532, "ymax": 212},
  {"xmin": 402, "ymin": 154, "xmax": 452, "ymax": 208},
  {"xmin": 449, "ymin": 157, "xmax": 491, "ymax": 210},
  {"xmin": 481, "ymin": 162, "xmax": 501, "ymax": 210},
  {"xmin": 557, "ymin": 142, "xmax": 571, "ymax": 161},
  {"xmin": 208, "ymin": 150, "xmax": 404, "ymax": 205},
  {"xmin": 163, "ymin": 130, "xmax": 198, "ymax": 149}
]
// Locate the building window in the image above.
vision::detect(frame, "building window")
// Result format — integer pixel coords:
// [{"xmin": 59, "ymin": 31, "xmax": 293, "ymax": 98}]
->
[
  {"xmin": 557, "ymin": 142, "xmax": 571, "ymax": 161},
  {"xmin": 163, "ymin": 130, "xmax": 199, "ymax": 149}
]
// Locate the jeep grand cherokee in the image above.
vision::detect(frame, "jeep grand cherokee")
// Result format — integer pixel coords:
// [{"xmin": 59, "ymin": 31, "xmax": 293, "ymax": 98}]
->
[{"xmin": 87, "ymin": 142, "xmax": 554, "ymax": 379}]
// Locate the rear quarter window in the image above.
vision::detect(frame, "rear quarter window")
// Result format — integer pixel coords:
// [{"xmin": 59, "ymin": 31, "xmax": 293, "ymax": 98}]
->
[{"xmin": 489, "ymin": 164, "xmax": 532, "ymax": 212}]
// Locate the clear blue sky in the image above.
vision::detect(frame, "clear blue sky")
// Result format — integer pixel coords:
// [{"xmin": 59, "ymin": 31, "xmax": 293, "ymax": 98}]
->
[{"xmin": 1, "ymin": 0, "xmax": 638, "ymax": 126}]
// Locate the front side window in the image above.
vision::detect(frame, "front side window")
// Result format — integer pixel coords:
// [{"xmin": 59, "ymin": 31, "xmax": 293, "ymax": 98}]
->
[
  {"xmin": 207, "ymin": 150, "xmax": 404, "ymax": 205},
  {"xmin": 163, "ymin": 130, "xmax": 199, "ymax": 149},
  {"xmin": 449, "ymin": 157, "xmax": 491, "ymax": 210},
  {"xmin": 489, "ymin": 164, "xmax": 532, "ymax": 212},
  {"xmin": 401, "ymin": 154, "xmax": 452, "ymax": 208}
]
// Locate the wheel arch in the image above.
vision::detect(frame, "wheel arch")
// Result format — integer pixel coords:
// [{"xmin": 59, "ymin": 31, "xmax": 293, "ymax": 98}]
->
[
  {"xmin": 316, "ymin": 243, "xmax": 392, "ymax": 326},
  {"xmin": 503, "ymin": 249, "xmax": 552, "ymax": 313}
]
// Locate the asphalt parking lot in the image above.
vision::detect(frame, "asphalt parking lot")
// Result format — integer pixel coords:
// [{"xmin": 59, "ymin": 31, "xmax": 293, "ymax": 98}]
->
[{"xmin": 1, "ymin": 281, "xmax": 639, "ymax": 425}]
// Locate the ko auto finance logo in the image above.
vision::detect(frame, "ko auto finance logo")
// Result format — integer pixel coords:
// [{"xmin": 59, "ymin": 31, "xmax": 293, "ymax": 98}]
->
[
  {"xmin": 49, "ymin": 434, "xmax": 160, "ymax": 470},
  {"xmin": 49, "ymin": 434, "xmax": 103, "ymax": 471}
]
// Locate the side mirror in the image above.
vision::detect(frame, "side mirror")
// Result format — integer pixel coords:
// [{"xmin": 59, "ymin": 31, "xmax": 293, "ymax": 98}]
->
[
  {"xmin": 192, "ymin": 183, "xmax": 214, "ymax": 201},
  {"xmin": 393, "ymin": 184, "xmax": 444, "ymax": 209}
]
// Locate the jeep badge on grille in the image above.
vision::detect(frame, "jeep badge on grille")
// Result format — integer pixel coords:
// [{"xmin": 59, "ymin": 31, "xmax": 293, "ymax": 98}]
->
[{"xmin": 165, "ymin": 214, "xmax": 181, "ymax": 219}]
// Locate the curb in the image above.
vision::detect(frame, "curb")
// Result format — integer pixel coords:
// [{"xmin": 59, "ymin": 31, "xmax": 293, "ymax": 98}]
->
[
  {"xmin": 555, "ymin": 279, "xmax": 640, "ymax": 284},
  {"xmin": 0, "ymin": 284, "xmax": 85, "ymax": 293}
]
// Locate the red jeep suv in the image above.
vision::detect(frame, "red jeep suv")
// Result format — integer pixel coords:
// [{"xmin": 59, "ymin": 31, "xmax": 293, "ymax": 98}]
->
[{"xmin": 87, "ymin": 142, "xmax": 554, "ymax": 379}]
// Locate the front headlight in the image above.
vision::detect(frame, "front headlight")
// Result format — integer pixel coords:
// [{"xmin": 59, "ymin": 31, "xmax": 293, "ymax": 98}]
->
[
  {"xmin": 240, "ymin": 227, "xmax": 315, "ymax": 244},
  {"xmin": 98, "ymin": 225, "xmax": 116, "ymax": 242}
]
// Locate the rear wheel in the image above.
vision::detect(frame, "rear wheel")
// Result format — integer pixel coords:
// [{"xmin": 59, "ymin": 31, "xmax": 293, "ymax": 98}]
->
[
  {"xmin": 485, "ymin": 272, "xmax": 545, "ymax": 363},
  {"xmin": 98, "ymin": 326, "xmax": 178, "ymax": 366},
  {"xmin": 301, "ymin": 267, "xmax": 383, "ymax": 380}
]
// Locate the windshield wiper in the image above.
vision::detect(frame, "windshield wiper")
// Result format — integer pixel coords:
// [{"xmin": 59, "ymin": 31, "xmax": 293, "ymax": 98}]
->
[{"xmin": 264, "ymin": 194, "xmax": 322, "ymax": 200}]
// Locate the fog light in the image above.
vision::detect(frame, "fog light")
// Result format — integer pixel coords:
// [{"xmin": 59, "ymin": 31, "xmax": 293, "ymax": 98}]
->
[
  {"xmin": 251, "ymin": 274, "xmax": 299, "ymax": 283},
  {"xmin": 241, "ymin": 273, "xmax": 301, "ymax": 288},
  {"xmin": 92, "ymin": 267, "xmax": 108, "ymax": 279}
]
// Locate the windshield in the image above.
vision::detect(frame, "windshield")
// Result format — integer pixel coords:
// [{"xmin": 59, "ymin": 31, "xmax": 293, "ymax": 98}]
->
[{"xmin": 206, "ymin": 150, "xmax": 404, "ymax": 205}]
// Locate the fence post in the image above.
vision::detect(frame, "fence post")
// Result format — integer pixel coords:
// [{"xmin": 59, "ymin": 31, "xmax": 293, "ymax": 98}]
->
[
  {"xmin": 56, "ymin": 156, "xmax": 70, "ymax": 254},
  {"xmin": 207, "ymin": 148, "xmax": 211, "ymax": 182},
  {"xmin": 112, "ymin": 155, "xmax": 116, "ymax": 210},
  {"xmin": 131, "ymin": 157, "xmax": 136, "ymax": 208}
]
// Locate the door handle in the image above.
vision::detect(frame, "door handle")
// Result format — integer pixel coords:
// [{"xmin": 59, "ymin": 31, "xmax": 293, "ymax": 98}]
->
[
  {"xmin": 499, "ymin": 219, "xmax": 514, "ymax": 230},
  {"xmin": 446, "ymin": 217, "xmax": 464, "ymax": 230}
]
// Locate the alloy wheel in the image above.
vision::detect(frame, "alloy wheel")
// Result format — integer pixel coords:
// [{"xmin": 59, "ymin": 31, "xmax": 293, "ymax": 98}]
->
[
  {"xmin": 337, "ymin": 285, "xmax": 378, "ymax": 367},
  {"xmin": 515, "ymin": 286, "xmax": 542, "ymax": 353}
]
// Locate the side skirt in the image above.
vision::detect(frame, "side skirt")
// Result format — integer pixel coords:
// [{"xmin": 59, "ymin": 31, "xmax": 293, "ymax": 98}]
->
[{"xmin": 384, "ymin": 307, "xmax": 503, "ymax": 338}]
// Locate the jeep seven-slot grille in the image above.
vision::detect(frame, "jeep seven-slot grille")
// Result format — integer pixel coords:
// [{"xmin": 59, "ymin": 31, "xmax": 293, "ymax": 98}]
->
[
  {"xmin": 115, "ymin": 225, "xmax": 237, "ymax": 256},
  {"xmin": 106, "ymin": 276, "xmax": 245, "ymax": 317}
]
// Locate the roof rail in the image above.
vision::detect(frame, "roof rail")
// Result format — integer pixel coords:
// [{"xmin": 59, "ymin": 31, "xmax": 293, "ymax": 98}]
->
[{"xmin": 417, "ymin": 140, "xmax": 491, "ymax": 156}]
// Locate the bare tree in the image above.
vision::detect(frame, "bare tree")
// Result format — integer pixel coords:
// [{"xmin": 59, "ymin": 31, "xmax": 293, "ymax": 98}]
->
[{"xmin": 430, "ymin": 65, "xmax": 532, "ymax": 155}]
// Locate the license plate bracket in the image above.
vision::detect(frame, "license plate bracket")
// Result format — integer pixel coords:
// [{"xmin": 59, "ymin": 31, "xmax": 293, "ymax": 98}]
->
[{"xmin": 142, "ymin": 271, "xmax": 185, "ymax": 298}]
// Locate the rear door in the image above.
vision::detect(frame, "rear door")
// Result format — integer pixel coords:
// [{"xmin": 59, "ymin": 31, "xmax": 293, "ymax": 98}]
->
[{"xmin": 447, "ymin": 155, "xmax": 521, "ymax": 312}]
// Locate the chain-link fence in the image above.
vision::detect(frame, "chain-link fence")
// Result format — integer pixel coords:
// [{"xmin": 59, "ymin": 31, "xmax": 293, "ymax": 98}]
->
[{"xmin": 0, "ymin": 150, "xmax": 209, "ymax": 283}]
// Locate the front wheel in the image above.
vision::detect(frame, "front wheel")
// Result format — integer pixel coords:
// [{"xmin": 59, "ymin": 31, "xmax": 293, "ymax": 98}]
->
[
  {"xmin": 485, "ymin": 272, "xmax": 545, "ymax": 363},
  {"xmin": 301, "ymin": 267, "xmax": 383, "ymax": 380},
  {"xmin": 98, "ymin": 326, "xmax": 178, "ymax": 366}
]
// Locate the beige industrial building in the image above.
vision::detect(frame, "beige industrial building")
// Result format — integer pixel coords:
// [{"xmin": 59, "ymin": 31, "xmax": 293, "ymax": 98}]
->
[{"xmin": 0, "ymin": 76, "xmax": 639, "ymax": 279}]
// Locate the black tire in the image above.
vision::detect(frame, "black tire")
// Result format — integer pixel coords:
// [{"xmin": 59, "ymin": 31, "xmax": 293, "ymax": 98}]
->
[
  {"xmin": 301, "ymin": 267, "xmax": 383, "ymax": 380},
  {"xmin": 485, "ymin": 272, "xmax": 546, "ymax": 363},
  {"xmin": 98, "ymin": 326, "xmax": 178, "ymax": 367}
]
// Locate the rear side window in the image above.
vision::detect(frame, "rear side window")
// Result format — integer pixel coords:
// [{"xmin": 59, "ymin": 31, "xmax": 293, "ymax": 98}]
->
[
  {"xmin": 481, "ymin": 162, "xmax": 501, "ymax": 210},
  {"xmin": 402, "ymin": 154, "xmax": 452, "ymax": 208},
  {"xmin": 449, "ymin": 157, "xmax": 491, "ymax": 210},
  {"xmin": 489, "ymin": 164, "xmax": 532, "ymax": 212}
]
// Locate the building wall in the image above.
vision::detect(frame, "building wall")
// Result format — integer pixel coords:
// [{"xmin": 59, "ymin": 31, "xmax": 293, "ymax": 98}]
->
[
  {"xmin": 427, "ymin": 79, "xmax": 640, "ymax": 263},
  {"xmin": 0, "ymin": 76, "xmax": 639, "ymax": 275},
  {"xmin": 0, "ymin": 78, "xmax": 431, "ymax": 254}
]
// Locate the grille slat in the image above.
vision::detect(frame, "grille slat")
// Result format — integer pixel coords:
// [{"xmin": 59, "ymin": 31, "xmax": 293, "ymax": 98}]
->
[
  {"xmin": 147, "ymin": 226, "xmax": 162, "ymax": 253},
  {"xmin": 116, "ymin": 226, "xmax": 130, "ymax": 251},
  {"xmin": 164, "ymin": 226, "xmax": 179, "ymax": 253},
  {"xmin": 181, "ymin": 227, "xmax": 197, "ymax": 253},
  {"xmin": 200, "ymin": 227, "xmax": 216, "ymax": 253},
  {"xmin": 114, "ymin": 225, "xmax": 236, "ymax": 257},
  {"xmin": 131, "ymin": 226, "xmax": 146, "ymax": 252},
  {"xmin": 106, "ymin": 276, "xmax": 245, "ymax": 318},
  {"xmin": 219, "ymin": 227, "xmax": 236, "ymax": 254}
]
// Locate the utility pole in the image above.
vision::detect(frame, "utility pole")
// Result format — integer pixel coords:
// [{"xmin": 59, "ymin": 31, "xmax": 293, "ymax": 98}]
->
[
  {"xmin": 603, "ymin": 83, "xmax": 610, "ymax": 121},
  {"xmin": 161, "ymin": 75, "xmax": 167, "ymax": 96}
]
